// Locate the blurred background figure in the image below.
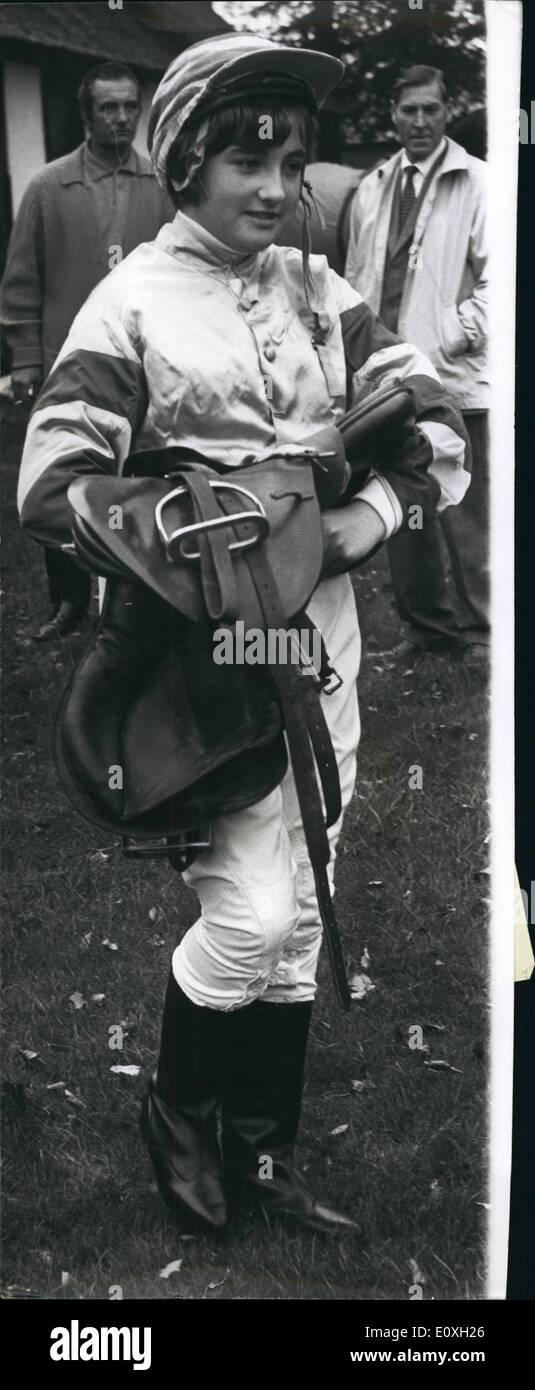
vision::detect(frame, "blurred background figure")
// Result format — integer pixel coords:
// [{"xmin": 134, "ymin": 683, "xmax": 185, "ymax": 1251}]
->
[
  {"xmin": 0, "ymin": 60, "xmax": 172, "ymax": 640},
  {"xmin": 448, "ymin": 107, "xmax": 487, "ymax": 161},
  {"xmin": 276, "ymin": 160, "xmax": 364, "ymax": 276},
  {"xmin": 345, "ymin": 66, "xmax": 488, "ymax": 662}
]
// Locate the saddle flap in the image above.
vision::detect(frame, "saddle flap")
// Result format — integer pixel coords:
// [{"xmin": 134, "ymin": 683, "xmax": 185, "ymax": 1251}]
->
[
  {"xmin": 55, "ymin": 578, "xmax": 286, "ymax": 833},
  {"xmin": 68, "ymin": 457, "xmax": 323, "ymax": 626},
  {"xmin": 122, "ymin": 631, "xmax": 283, "ymax": 817}
]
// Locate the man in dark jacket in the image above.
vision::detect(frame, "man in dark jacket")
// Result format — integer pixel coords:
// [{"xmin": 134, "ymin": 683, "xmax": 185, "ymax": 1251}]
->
[{"xmin": 1, "ymin": 60, "xmax": 172, "ymax": 639}]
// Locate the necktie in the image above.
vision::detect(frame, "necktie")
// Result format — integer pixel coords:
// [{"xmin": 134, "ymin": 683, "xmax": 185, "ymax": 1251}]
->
[{"xmin": 399, "ymin": 165, "xmax": 417, "ymax": 226}]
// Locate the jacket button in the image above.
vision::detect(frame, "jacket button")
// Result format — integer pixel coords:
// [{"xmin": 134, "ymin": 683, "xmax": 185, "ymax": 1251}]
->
[{"xmin": 264, "ymin": 345, "xmax": 276, "ymax": 362}]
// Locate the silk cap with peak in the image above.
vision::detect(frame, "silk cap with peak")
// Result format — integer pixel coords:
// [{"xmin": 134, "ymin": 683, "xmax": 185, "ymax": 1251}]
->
[{"xmin": 147, "ymin": 32, "xmax": 344, "ymax": 186}]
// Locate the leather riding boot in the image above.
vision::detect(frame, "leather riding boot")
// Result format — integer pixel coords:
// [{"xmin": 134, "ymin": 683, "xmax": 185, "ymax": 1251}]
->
[
  {"xmin": 33, "ymin": 600, "xmax": 87, "ymax": 642},
  {"xmin": 140, "ymin": 973, "xmax": 228, "ymax": 1231},
  {"xmin": 222, "ymin": 1000, "xmax": 358, "ymax": 1234}
]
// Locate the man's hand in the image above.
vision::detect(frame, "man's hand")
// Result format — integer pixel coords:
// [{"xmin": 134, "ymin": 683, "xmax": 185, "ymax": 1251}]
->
[
  {"xmin": 12, "ymin": 366, "xmax": 43, "ymax": 407},
  {"xmin": 321, "ymin": 499, "xmax": 386, "ymax": 577}
]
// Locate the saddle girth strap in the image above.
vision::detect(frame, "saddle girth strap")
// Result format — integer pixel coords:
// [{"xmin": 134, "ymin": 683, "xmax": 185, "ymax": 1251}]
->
[
  {"xmin": 176, "ymin": 470, "xmax": 240, "ymax": 622},
  {"xmin": 242, "ymin": 543, "xmax": 351, "ymax": 1012}
]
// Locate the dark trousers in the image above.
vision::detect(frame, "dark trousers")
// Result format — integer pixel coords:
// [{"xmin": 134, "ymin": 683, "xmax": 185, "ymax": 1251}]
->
[
  {"xmin": 44, "ymin": 546, "xmax": 91, "ymax": 613},
  {"xmin": 387, "ymin": 412, "xmax": 490, "ymax": 649}
]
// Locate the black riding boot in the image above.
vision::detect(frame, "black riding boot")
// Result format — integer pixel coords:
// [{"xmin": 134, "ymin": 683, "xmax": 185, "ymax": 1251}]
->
[
  {"xmin": 140, "ymin": 972, "xmax": 228, "ymax": 1231},
  {"xmin": 222, "ymin": 999, "xmax": 358, "ymax": 1234}
]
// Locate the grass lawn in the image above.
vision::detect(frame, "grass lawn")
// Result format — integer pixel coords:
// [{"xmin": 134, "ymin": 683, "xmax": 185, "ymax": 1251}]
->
[{"xmin": 1, "ymin": 400, "xmax": 490, "ymax": 1301}]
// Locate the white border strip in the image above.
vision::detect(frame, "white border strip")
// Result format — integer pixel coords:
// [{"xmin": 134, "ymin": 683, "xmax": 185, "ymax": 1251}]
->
[{"xmin": 486, "ymin": 0, "xmax": 521, "ymax": 1301}]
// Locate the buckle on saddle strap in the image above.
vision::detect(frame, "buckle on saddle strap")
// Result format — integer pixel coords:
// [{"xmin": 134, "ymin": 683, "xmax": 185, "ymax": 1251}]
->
[
  {"xmin": 320, "ymin": 668, "xmax": 343, "ymax": 695},
  {"xmin": 155, "ymin": 481, "xmax": 269, "ymax": 563}
]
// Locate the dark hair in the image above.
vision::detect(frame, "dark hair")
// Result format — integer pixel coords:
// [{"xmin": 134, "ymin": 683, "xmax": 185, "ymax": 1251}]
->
[
  {"xmin": 78, "ymin": 62, "xmax": 141, "ymax": 123},
  {"xmin": 392, "ymin": 66, "xmax": 447, "ymax": 106},
  {"xmin": 166, "ymin": 99, "xmax": 318, "ymax": 210}
]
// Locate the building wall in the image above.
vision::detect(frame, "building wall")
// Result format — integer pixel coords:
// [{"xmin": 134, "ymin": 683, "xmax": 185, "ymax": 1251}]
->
[{"xmin": 3, "ymin": 62, "xmax": 46, "ymax": 216}]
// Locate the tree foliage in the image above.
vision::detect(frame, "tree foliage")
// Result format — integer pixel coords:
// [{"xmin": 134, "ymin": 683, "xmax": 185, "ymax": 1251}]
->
[{"xmin": 212, "ymin": 1, "xmax": 486, "ymax": 140}]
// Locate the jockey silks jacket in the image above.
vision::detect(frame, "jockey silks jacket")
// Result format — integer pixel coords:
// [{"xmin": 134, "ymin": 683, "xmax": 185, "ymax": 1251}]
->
[{"xmin": 18, "ymin": 210, "xmax": 470, "ymax": 548}]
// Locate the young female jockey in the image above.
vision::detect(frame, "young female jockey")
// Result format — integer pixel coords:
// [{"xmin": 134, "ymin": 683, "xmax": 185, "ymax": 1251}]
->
[{"xmin": 17, "ymin": 35, "xmax": 470, "ymax": 1235}]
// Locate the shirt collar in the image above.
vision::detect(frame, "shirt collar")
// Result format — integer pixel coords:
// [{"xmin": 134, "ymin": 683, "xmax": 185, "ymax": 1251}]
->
[
  {"xmin": 401, "ymin": 136, "xmax": 447, "ymax": 177},
  {"xmin": 157, "ymin": 208, "xmax": 262, "ymax": 276},
  {"xmin": 83, "ymin": 142, "xmax": 139, "ymax": 181}
]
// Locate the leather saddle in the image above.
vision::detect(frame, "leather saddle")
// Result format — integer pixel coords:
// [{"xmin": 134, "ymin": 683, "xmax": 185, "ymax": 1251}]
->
[
  {"xmin": 54, "ymin": 383, "xmax": 415, "ymax": 1009},
  {"xmin": 57, "ymin": 454, "xmax": 333, "ymax": 834}
]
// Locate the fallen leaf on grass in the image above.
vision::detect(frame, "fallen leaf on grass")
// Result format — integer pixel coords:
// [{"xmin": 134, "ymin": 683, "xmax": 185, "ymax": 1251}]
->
[
  {"xmin": 102, "ymin": 939, "xmax": 118, "ymax": 951},
  {"xmin": 90, "ymin": 850, "xmax": 111, "ymax": 864},
  {"xmin": 330, "ymin": 1123, "xmax": 349, "ymax": 1136},
  {"xmin": 80, "ymin": 932, "xmax": 93, "ymax": 949},
  {"xmin": 349, "ymin": 972, "xmax": 376, "ymax": 1001},
  {"xmin": 350, "ymin": 1080, "xmax": 366, "ymax": 1094},
  {"xmin": 64, "ymin": 1090, "xmax": 86, "ymax": 1108},
  {"xmin": 148, "ymin": 906, "xmax": 163, "ymax": 923},
  {"xmin": 159, "ymin": 1259, "xmax": 183, "ymax": 1280},
  {"xmin": 110, "ymin": 1065, "xmax": 141, "ymax": 1077},
  {"xmin": 360, "ymin": 947, "xmax": 370, "ymax": 970},
  {"xmin": 91, "ymin": 993, "xmax": 106, "ymax": 1004},
  {"xmin": 18, "ymin": 1048, "xmax": 39, "ymax": 1061},
  {"xmin": 409, "ymin": 1259, "xmax": 426, "ymax": 1285},
  {"xmin": 69, "ymin": 991, "xmax": 86, "ymax": 1010},
  {"xmin": 46, "ymin": 1081, "xmax": 66, "ymax": 1091},
  {"xmin": 423, "ymin": 1060, "xmax": 463, "ymax": 1074}
]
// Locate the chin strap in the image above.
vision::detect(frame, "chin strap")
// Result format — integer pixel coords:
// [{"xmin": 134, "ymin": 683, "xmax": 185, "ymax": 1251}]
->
[{"xmin": 300, "ymin": 177, "xmax": 329, "ymax": 349}]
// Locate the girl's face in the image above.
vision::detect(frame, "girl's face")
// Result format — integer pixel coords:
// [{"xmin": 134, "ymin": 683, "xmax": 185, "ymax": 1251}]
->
[{"xmin": 182, "ymin": 121, "xmax": 306, "ymax": 253}]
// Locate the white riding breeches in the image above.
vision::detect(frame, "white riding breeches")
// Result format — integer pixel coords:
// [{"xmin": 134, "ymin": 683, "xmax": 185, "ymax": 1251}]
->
[{"xmin": 173, "ymin": 575, "xmax": 361, "ymax": 1011}]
